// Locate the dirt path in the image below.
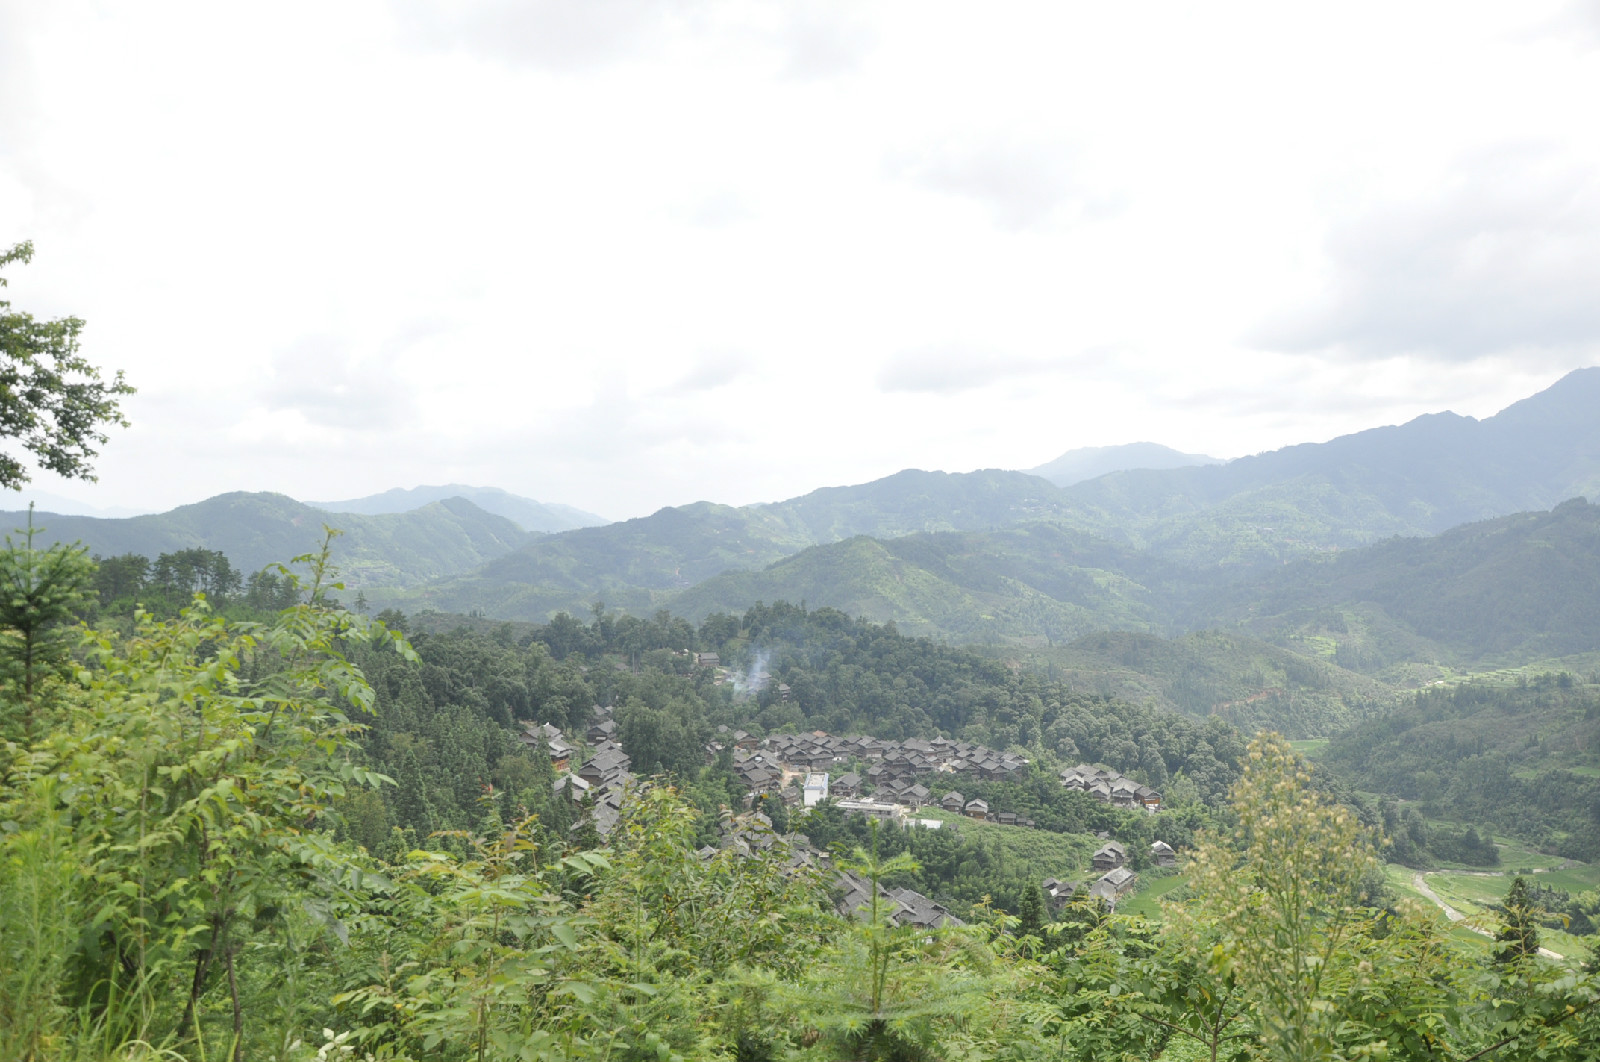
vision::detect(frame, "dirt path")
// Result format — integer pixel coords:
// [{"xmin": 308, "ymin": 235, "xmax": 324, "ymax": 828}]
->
[
  {"xmin": 1411, "ymin": 872, "xmax": 1564, "ymax": 960},
  {"xmin": 1412, "ymin": 872, "xmax": 1470, "ymax": 923}
]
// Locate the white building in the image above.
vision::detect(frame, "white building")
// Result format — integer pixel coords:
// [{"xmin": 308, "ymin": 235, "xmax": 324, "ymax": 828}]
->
[{"xmin": 803, "ymin": 772, "xmax": 831, "ymax": 807}]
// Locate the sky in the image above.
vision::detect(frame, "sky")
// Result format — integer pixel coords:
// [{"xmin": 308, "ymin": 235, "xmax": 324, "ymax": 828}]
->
[{"xmin": 3, "ymin": 0, "xmax": 1599, "ymax": 521}]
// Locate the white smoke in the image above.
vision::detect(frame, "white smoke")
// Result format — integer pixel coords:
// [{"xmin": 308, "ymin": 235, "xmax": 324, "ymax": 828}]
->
[{"xmin": 732, "ymin": 648, "xmax": 771, "ymax": 699}]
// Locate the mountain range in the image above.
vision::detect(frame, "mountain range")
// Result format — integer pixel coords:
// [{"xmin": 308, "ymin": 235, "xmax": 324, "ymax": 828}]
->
[
  {"xmin": 306, "ymin": 484, "xmax": 607, "ymax": 534},
  {"xmin": 10, "ymin": 368, "xmax": 1600, "ymax": 737},
  {"xmin": 3, "ymin": 492, "xmax": 530, "ymax": 589},
  {"xmin": 1027, "ymin": 441, "xmax": 1220, "ymax": 487}
]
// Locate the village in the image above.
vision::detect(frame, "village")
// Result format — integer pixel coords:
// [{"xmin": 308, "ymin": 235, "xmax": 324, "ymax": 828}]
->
[{"xmin": 523, "ymin": 707, "xmax": 1179, "ymax": 919}]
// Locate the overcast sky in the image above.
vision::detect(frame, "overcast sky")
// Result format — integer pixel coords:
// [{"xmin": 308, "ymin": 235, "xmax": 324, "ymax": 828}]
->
[{"xmin": 4, "ymin": 0, "xmax": 1599, "ymax": 520}]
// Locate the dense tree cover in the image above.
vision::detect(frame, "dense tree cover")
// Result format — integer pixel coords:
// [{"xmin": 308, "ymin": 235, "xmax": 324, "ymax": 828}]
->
[
  {"xmin": 6, "ymin": 492, "xmax": 531, "ymax": 591},
  {"xmin": 403, "ymin": 600, "xmax": 1249, "ymax": 812},
  {"xmin": 85, "ymin": 547, "xmax": 302, "ymax": 618},
  {"xmin": 1202, "ymin": 497, "xmax": 1600, "ymax": 670},
  {"xmin": 7, "ymin": 577, "xmax": 1600, "ymax": 1062},
  {"xmin": 1320, "ymin": 675, "xmax": 1600, "ymax": 860}
]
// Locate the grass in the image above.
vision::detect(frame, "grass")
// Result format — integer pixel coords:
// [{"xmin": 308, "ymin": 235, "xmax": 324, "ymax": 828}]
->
[
  {"xmin": 1289, "ymin": 738, "xmax": 1329, "ymax": 759},
  {"xmin": 1401, "ymin": 853, "xmax": 1600, "ymax": 965},
  {"xmin": 1118, "ymin": 870, "xmax": 1187, "ymax": 919},
  {"xmin": 914, "ymin": 808, "xmax": 1097, "ymax": 877}
]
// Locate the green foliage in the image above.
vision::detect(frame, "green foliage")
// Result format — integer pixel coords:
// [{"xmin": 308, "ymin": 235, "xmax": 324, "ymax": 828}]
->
[
  {"xmin": 6, "ymin": 491, "xmax": 531, "ymax": 591},
  {"xmin": 1321, "ymin": 675, "xmax": 1600, "ymax": 859},
  {"xmin": 775, "ymin": 830, "xmax": 1017, "ymax": 1060},
  {"xmin": 1175, "ymin": 734, "xmax": 1380, "ymax": 1061},
  {"xmin": 0, "ymin": 240, "xmax": 134, "ymax": 490},
  {"xmin": 0, "ymin": 536, "xmax": 415, "ymax": 1056},
  {"xmin": 0, "ymin": 507, "xmax": 96, "ymax": 721},
  {"xmin": 1496, "ymin": 876, "xmax": 1544, "ymax": 966}
]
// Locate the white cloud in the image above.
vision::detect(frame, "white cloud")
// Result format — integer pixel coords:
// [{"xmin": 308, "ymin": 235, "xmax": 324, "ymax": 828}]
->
[
  {"xmin": 1255, "ymin": 145, "xmax": 1600, "ymax": 362},
  {"xmin": 1, "ymin": 0, "xmax": 1597, "ymax": 520}
]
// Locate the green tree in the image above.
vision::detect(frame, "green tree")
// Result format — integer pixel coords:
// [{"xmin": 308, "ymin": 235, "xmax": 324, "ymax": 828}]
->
[
  {"xmin": 1176, "ymin": 733, "xmax": 1378, "ymax": 1062},
  {"xmin": 1494, "ymin": 876, "xmax": 1543, "ymax": 966},
  {"xmin": 0, "ymin": 241, "xmax": 134, "ymax": 489},
  {"xmin": 91, "ymin": 551, "xmax": 150, "ymax": 604},
  {"xmin": 0, "ymin": 506, "xmax": 95, "ymax": 727},
  {"xmin": 1014, "ymin": 883, "xmax": 1047, "ymax": 940},
  {"xmin": 0, "ymin": 536, "xmax": 416, "ymax": 1057}
]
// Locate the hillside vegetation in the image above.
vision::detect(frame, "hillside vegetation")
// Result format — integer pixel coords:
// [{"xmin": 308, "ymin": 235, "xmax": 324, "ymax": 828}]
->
[
  {"xmin": 1024, "ymin": 629, "xmax": 1395, "ymax": 738},
  {"xmin": 3, "ymin": 492, "xmax": 530, "ymax": 588},
  {"xmin": 1318, "ymin": 675, "xmax": 1600, "ymax": 860},
  {"xmin": 1064, "ymin": 366, "xmax": 1600, "ymax": 565},
  {"xmin": 399, "ymin": 468, "xmax": 1099, "ymax": 619},
  {"xmin": 1202, "ymin": 497, "xmax": 1600, "ymax": 671}
]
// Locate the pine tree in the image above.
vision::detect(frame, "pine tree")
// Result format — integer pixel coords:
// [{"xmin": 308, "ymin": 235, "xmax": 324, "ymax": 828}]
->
[
  {"xmin": 0, "ymin": 506, "xmax": 96, "ymax": 732},
  {"xmin": 1493, "ymin": 876, "xmax": 1542, "ymax": 965},
  {"xmin": 1015, "ymin": 883, "xmax": 1047, "ymax": 939}
]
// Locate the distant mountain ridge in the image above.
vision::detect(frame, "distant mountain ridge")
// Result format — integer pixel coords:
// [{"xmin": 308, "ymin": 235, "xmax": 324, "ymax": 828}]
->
[
  {"xmin": 308, "ymin": 484, "xmax": 607, "ymax": 533},
  {"xmin": 390, "ymin": 468, "xmax": 1089, "ymax": 619},
  {"xmin": 3, "ymin": 492, "xmax": 530, "ymax": 589},
  {"xmin": 1027, "ymin": 442, "xmax": 1220, "ymax": 487},
  {"xmin": 1062, "ymin": 367, "xmax": 1600, "ymax": 564},
  {"xmin": 384, "ymin": 369, "xmax": 1600, "ymax": 623}
]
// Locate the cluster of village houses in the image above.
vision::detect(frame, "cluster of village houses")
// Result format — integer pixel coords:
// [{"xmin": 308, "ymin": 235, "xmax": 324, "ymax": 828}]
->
[{"xmin": 527, "ymin": 710, "xmax": 1178, "ymax": 921}]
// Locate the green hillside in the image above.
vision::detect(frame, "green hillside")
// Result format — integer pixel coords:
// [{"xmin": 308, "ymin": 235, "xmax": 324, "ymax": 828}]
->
[
  {"xmin": 2, "ymin": 492, "xmax": 530, "ymax": 589},
  {"xmin": 1022, "ymin": 629, "xmax": 1395, "ymax": 738},
  {"xmin": 396, "ymin": 469, "xmax": 1101, "ymax": 620},
  {"xmin": 1318, "ymin": 675, "xmax": 1600, "ymax": 860},
  {"xmin": 669, "ymin": 522, "xmax": 1172, "ymax": 644},
  {"xmin": 1201, "ymin": 496, "xmax": 1600, "ymax": 671},
  {"xmin": 1065, "ymin": 367, "xmax": 1600, "ymax": 565}
]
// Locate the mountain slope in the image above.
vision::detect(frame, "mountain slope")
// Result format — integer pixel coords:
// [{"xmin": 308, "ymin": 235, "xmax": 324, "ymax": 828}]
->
[
  {"xmin": 1027, "ymin": 442, "xmax": 1219, "ymax": 487},
  {"xmin": 2, "ymin": 493, "xmax": 530, "ymax": 589},
  {"xmin": 398, "ymin": 469, "xmax": 1096, "ymax": 619},
  {"xmin": 661, "ymin": 497, "xmax": 1600, "ymax": 685},
  {"xmin": 667, "ymin": 522, "xmax": 1174, "ymax": 644},
  {"xmin": 1199, "ymin": 496, "xmax": 1600, "ymax": 669},
  {"xmin": 308, "ymin": 484, "xmax": 607, "ymax": 533},
  {"xmin": 1036, "ymin": 629, "xmax": 1394, "ymax": 737},
  {"xmin": 1066, "ymin": 368, "xmax": 1600, "ymax": 564}
]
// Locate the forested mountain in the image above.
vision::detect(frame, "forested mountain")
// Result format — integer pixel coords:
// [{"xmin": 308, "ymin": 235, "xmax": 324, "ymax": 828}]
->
[
  {"xmin": 1198, "ymin": 496, "xmax": 1600, "ymax": 672},
  {"xmin": 1027, "ymin": 441, "xmax": 1220, "ymax": 486},
  {"xmin": 659, "ymin": 493, "xmax": 1600, "ymax": 683},
  {"xmin": 397, "ymin": 468, "xmax": 1092, "ymax": 619},
  {"xmin": 1063, "ymin": 367, "xmax": 1600, "ymax": 565},
  {"xmin": 1034, "ymin": 629, "xmax": 1393, "ymax": 738},
  {"xmin": 2, "ymin": 491, "xmax": 530, "ymax": 588},
  {"xmin": 308, "ymin": 483, "xmax": 608, "ymax": 533},
  {"xmin": 667, "ymin": 522, "xmax": 1176, "ymax": 643},
  {"xmin": 1318, "ymin": 675, "xmax": 1600, "ymax": 860},
  {"xmin": 385, "ymin": 371, "xmax": 1600, "ymax": 629}
]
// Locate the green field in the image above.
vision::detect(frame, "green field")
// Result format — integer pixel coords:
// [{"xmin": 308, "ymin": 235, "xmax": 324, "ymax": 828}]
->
[
  {"xmin": 1401, "ymin": 855, "xmax": 1600, "ymax": 964},
  {"xmin": 914, "ymin": 808, "xmax": 1097, "ymax": 879},
  {"xmin": 1118, "ymin": 870, "xmax": 1187, "ymax": 919}
]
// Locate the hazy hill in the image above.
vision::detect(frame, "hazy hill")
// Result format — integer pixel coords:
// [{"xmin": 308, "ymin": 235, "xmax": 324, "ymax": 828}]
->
[
  {"xmin": 308, "ymin": 484, "xmax": 607, "ymax": 533},
  {"xmin": 1200, "ymin": 496, "xmax": 1600, "ymax": 671},
  {"xmin": 398, "ymin": 469, "xmax": 1094, "ymax": 620},
  {"xmin": 677, "ymin": 494, "xmax": 1600, "ymax": 668},
  {"xmin": 668, "ymin": 522, "xmax": 1173, "ymax": 644},
  {"xmin": 2, "ymin": 493, "xmax": 530, "ymax": 589},
  {"xmin": 1032, "ymin": 629, "xmax": 1393, "ymax": 738},
  {"xmin": 1027, "ymin": 442, "xmax": 1220, "ymax": 487},
  {"xmin": 10, "ymin": 490, "xmax": 152, "ymax": 518},
  {"xmin": 1065, "ymin": 368, "xmax": 1600, "ymax": 565}
]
